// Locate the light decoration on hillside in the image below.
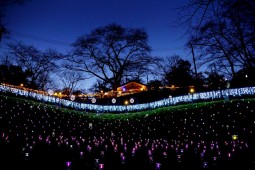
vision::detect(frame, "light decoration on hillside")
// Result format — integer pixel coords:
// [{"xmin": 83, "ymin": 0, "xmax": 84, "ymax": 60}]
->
[
  {"xmin": 91, "ymin": 98, "xmax": 96, "ymax": 103},
  {"xmin": 65, "ymin": 161, "xmax": 71, "ymax": 170},
  {"xmin": 48, "ymin": 89, "xmax": 54, "ymax": 96},
  {"xmin": 0, "ymin": 84, "xmax": 254, "ymax": 113},
  {"xmin": 156, "ymin": 163, "xmax": 161, "ymax": 170},
  {"xmin": 70, "ymin": 95, "xmax": 75, "ymax": 101},
  {"xmin": 232, "ymin": 135, "xmax": 238, "ymax": 140},
  {"xmin": 130, "ymin": 98, "xmax": 134, "ymax": 104},
  {"xmin": 112, "ymin": 98, "xmax": 116, "ymax": 104}
]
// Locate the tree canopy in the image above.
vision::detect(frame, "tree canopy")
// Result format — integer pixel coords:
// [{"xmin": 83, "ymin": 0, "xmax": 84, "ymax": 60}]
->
[
  {"xmin": 8, "ymin": 42, "xmax": 62, "ymax": 89},
  {"xmin": 182, "ymin": 0, "xmax": 255, "ymax": 78},
  {"xmin": 67, "ymin": 23, "xmax": 157, "ymax": 90}
]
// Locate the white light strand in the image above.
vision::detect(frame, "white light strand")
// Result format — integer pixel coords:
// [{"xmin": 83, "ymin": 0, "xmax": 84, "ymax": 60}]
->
[{"xmin": 0, "ymin": 84, "xmax": 254, "ymax": 113}]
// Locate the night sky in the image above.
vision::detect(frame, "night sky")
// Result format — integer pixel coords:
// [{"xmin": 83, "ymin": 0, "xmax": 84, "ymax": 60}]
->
[
  {"xmin": 2, "ymin": 0, "xmax": 189, "ymax": 55},
  {"xmin": 1, "ymin": 0, "xmax": 191, "ymax": 89}
]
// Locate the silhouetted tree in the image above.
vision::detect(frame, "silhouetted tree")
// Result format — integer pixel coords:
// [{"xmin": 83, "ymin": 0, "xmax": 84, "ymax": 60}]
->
[
  {"xmin": 163, "ymin": 56, "xmax": 194, "ymax": 88},
  {"xmin": 147, "ymin": 80, "xmax": 162, "ymax": 91},
  {"xmin": 0, "ymin": 64, "xmax": 28, "ymax": 85},
  {"xmin": 181, "ymin": 0, "xmax": 255, "ymax": 79},
  {"xmin": 8, "ymin": 42, "xmax": 62, "ymax": 89},
  {"xmin": 204, "ymin": 71, "xmax": 227, "ymax": 91},
  {"xmin": 156, "ymin": 55, "xmax": 181, "ymax": 85},
  {"xmin": 67, "ymin": 23, "xmax": 157, "ymax": 90},
  {"xmin": 57, "ymin": 69, "xmax": 86, "ymax": 96},
  {"xmin": 88, "ymin": 79, "xmax": 111, "ymax": 98},
  {"xmin": 231, "ymin": 67, "xmax": 255, "ymax": 88}
]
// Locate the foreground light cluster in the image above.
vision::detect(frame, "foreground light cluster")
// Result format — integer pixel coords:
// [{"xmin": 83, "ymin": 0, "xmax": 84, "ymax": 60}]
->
[
  {"xmin": 1, "ymin": 95, "xmax": 254, "ymax": 169},
  {"xmin": 0, "ymin": 84, "xmax": 255, "ymax": 113}
]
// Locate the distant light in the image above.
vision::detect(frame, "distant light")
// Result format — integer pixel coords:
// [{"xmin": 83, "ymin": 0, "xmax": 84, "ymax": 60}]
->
[
  {"xmin": 66, "ymin": 161, "xmax": 71, "ymax": 167},
  {"xmin": 20, "ymin": 83, "xmax": 24, "ymax": 87},
  {"xmin": 48, "ymin": 89, "xmax": 54, "ymax": 96},
  {"xmin": 245, "ymin": 75, "xmax": 248, "ymax": 78},
  {"xmin": 112, "ymin": 98, "xmax": 116, "ymax": 104},
  {"xmin": 89, "ymin": 123, "xmax": 93, "ymax": 129},
  {"xmin": 70, "ymin": 95, "xmax": 75, "ymax": 101},
  {"xmin": 91, "ymin": 98, "xmax": 96, "ymax": 103},
  {"xmin": 99, "ymin": 164, "xmax": 104, "ymax": 170},
  {"xmin": 156, "ymin": 163, "xmax": 161, "ymax": 169},
  {"xmin": 190, "ymin": 88, "xmax": 195, "ymax": 93},
  {"xmin": 124, "ymin": 100, "xmax": 128, "ymax": 105},
  {"xmin": 232, "ymin": 135, "xmax": 238, "ymax": 140},
  {"xmin": 130, "ymin": 98, "xmax": 134, "ymax": 104}
]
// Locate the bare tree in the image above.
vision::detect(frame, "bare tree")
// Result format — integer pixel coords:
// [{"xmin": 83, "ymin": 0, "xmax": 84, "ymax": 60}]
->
[
  {"xmin": 156, "ymin": 55, "xmax": 182, "ymax": 85},
  {"xmin": 88, "ymin": 79, "xmax": 111, "ymax": 98},
  {"xmin": 57, "ymin": 69, "xmax": 86, "ymax": 96},
  {"xmin": 180, "ymin": 0, "xmax": 255, "ymax": 79},
  {"xmin": 164, "ymin": 57, "xmax": 195, "ymax": 88},
  {"xmin": 67, "ymin": 23, "xmax": 157, "ymax": 90},
  {"xmin": 8, "ymin": 42, "xmax": 62, "ymax": 89}
]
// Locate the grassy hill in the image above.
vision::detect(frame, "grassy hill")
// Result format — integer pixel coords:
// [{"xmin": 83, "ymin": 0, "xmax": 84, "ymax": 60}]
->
[{"xmin": 0, "ymin": 94, "xmax": 255, "ymax": 170}]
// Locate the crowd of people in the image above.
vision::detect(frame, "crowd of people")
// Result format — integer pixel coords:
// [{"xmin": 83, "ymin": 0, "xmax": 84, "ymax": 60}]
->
[{"xmin": 0, "ymin": 94, "xmax": 255, "ymax": 169}]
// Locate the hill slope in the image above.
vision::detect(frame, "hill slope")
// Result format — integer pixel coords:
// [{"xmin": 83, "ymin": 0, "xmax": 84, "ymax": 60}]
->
[{"xmin": 0, "ymin": 94, "xmax": 255, "ymax": 170}]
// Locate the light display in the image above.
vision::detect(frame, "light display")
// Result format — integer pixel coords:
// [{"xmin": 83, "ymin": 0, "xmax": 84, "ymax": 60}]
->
[
  {"xmin": 70, "ymin": 95, "xmax": 75, "ymax": 101},
  {"xmin": 91, "ymin": 97, "xmax": 96, "ymax": 103},
  {"xmin": 47, "ymin": 89, "xmax": 54, "ymax": 96},
  {"xmin": 0, "ymin": 84, "xmax": 254, "ymax": 113},
  {"xmin": 111, "ymin": 98, "xmax": 116, "ymax": 104},
  {"xmin": 130, "ymin": 98, "xmax": 134, "ymax": 104}
]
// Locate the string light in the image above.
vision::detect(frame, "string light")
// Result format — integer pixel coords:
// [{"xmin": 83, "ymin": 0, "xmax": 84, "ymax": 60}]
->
[{"xmin": 0, "ymin": 84, "xmax": 254, "ymax": 112}]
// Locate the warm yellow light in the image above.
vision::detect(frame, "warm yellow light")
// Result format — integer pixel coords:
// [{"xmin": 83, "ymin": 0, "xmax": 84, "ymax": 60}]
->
[
  {"xmin": 20, "ymin": 83, "xmax": 23, "ymax": 87},
  {"xmin": 232, "ymin": 135, "xmax": 238, "ymax": 140},
  {"xmin": 124, "ymin": 100, "xmax": 128, "ymax": 105},
  {"xmin": 190, "ymin": 88, "xmax": 195, "ymax": 93}
]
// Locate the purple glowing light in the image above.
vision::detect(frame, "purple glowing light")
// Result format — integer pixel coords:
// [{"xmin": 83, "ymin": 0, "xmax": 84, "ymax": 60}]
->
[{"xmin": 66, "ymin": 161, "xmax": 71, "ymax": 167}]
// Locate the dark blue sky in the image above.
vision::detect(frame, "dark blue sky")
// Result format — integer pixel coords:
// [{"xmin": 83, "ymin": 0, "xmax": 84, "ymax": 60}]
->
[
  {"xmin": 2, "ymin": 0, "xmax": 189, "ymax": 57},
  {"xmin": 1, "ymin": 0, "xmax": 191, "ymax": 90}
]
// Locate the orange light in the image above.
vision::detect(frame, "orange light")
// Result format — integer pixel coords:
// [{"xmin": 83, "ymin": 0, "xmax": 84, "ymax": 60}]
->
[{"xmin": 190, "ymin": 88, "xmax": 195, "ymax": 93}]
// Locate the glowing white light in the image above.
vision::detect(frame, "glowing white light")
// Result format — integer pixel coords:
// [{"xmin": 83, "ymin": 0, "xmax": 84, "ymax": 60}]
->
[
  {"xmin": 48, "ymin": 89, "xmax": 54, "ymax": 96},
  {"xmin": 1, "ymin": 84, "xmax": 255, "ymax": 113},
  {"xmin": 70, "ymin": 95, "xmax": 75, "ymax": 101},
  {"xmin": 130, "ymin": 98, "xmax": 134, "ymax": 104},
  {"xmin": 91, "ymin": 98, "xmax": 96, "ymax": 103},
  {"xmin": 112, "ymin": 98, "xmax": 116, "ymax": 104}
]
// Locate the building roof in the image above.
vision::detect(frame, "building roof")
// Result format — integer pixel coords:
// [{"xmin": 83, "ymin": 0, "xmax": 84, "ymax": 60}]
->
[{"xmin": 117, "ymin": 81, "xmax": 147, "ymax": 92}]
